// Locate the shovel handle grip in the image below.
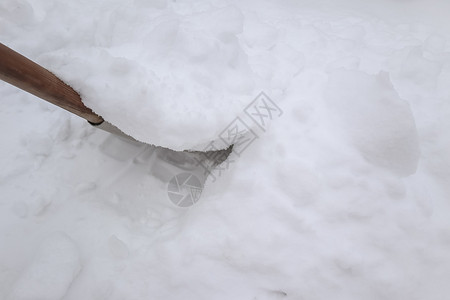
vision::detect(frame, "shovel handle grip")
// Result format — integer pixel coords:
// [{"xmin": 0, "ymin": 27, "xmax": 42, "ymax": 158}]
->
[{"xmin": 0, "ymin": 43, "xmax": 103, "ymax": 124}]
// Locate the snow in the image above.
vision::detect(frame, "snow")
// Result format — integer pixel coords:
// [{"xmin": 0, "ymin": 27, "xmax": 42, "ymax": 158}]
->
[
  {"xmin": 324, "ymin": 70, "xmax": 420, "ymax": 176},
  {"xmin": 7, "ymin": 233, "xmax": 81, "ymax": 300},
  {"xmin": 2, "ymin": 0, "xmax": 258, "ymax": 150},
  {"xmin": 1, "ymin": 0, "xmax": 450, "ymax": 299}
]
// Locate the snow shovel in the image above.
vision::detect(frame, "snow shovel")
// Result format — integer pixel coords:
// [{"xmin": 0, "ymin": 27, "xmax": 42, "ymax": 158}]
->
[{"xmin": 0, "ymin": 42, "xmax": 231, "ymax": 205}]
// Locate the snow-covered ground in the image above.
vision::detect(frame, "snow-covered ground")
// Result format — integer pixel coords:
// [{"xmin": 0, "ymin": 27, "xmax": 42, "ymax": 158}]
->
[{"xmin": 1, "ymin": 0, "xmax": 450, "ymax": 299}]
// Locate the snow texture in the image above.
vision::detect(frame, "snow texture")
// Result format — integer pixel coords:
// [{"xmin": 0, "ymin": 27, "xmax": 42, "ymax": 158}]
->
[
  {"xmin": 7, "ymin": 233, "xmax": 81, "ymax": 300},
  {"xmin": 1, "ymin": 0, "xmax": 450, "ymax": 299}
]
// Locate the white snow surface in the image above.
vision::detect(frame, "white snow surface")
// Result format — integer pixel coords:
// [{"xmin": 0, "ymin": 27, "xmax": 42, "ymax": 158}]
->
[{"xmin": 1, "ymin": 0, "xmax": 450, "ymax": 299}]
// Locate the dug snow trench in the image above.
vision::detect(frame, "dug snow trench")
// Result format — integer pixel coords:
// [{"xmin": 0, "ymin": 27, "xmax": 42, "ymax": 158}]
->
[{"xmin": 1, "ymin": 0, "xmax": 450, "ymax": 299}]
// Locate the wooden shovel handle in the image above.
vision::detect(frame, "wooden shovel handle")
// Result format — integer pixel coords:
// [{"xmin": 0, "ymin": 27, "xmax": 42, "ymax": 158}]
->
[{"xmin": 0, "ymin": 43, "xmax": 103, "ymax": 124}]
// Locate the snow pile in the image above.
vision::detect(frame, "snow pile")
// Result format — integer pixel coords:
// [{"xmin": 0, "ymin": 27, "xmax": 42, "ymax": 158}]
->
[
  {"xmin": 325, "ymin": 70, "xmax": 420, "ymax": 176},
  {"xmin": 1, "ymin": 0, "xmax": 260, "ymax": 150},
  {"xmin": 1, "ymin": 0, "xmax": 450, "ymax": 299}
]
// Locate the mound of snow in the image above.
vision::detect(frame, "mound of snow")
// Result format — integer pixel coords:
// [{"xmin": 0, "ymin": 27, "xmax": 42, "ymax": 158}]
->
[
  {"xmin": 325, "ymin": 70, "xmax": 420, "ymax": 176},
  {"xmin": 1, "ymin": 1, "xmax": 264, "ymax": 150}
]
